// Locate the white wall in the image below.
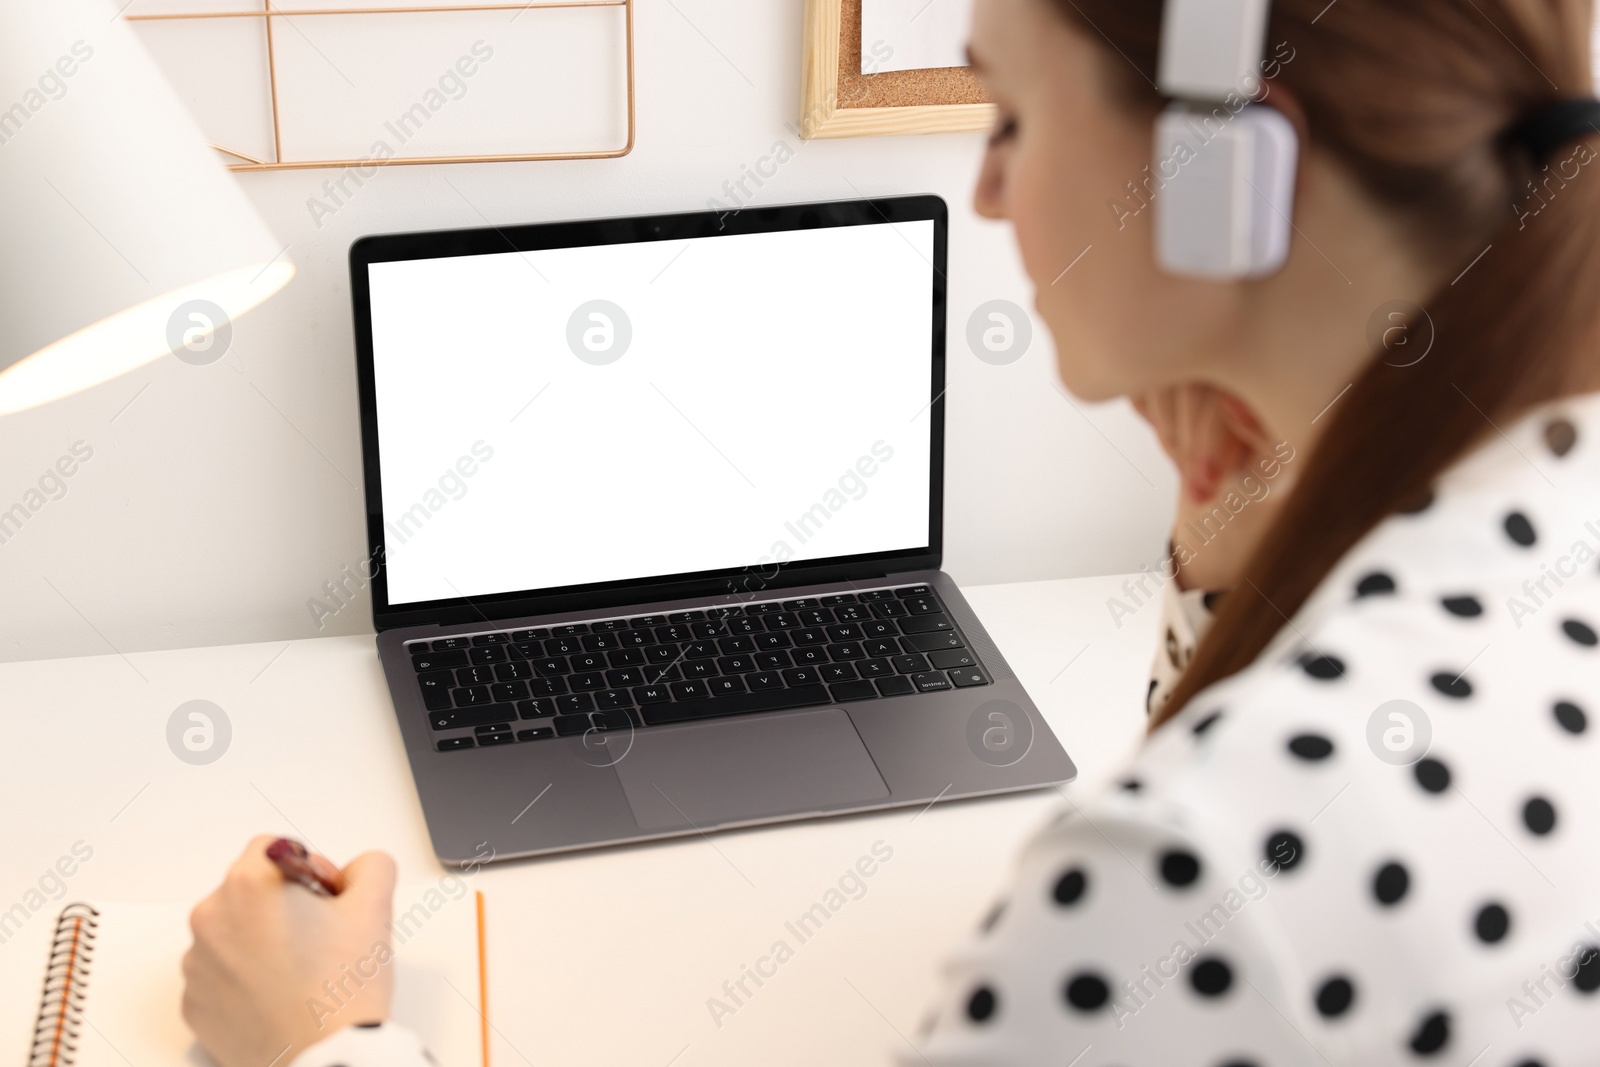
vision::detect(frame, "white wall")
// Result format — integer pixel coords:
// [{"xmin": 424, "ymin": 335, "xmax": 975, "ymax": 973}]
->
[{"xmin": 0, "ymin": 1, "xmax": 1175, "ymax": 662}]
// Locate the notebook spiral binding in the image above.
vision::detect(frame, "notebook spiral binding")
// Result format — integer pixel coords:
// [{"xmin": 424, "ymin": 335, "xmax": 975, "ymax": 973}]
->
[{"xmin": 28, "ymin": 903, "xmax": 100, "ymax": 1067}]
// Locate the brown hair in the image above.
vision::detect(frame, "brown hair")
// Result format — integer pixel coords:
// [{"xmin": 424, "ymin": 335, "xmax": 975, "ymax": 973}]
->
[{"xmin": 1045, "ymin": 0, "xmax": 1600, "ymax": 727}]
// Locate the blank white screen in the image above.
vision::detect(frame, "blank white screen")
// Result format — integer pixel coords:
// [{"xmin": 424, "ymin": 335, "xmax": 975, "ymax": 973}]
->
[{"xmin": 369, "ymin": 220, "xmax": 935, "ymax": 606}]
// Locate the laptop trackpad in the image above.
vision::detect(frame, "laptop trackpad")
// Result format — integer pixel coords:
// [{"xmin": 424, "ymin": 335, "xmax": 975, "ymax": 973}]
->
[{"xmin": 613, "ymin": 708, "xmax": 890, "ymax": 831}]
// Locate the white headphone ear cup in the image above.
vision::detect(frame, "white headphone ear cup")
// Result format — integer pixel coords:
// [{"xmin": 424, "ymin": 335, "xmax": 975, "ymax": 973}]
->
[{"xmin": 1153, "ymin": 102, "xmax": 1299, "ymax": 279}]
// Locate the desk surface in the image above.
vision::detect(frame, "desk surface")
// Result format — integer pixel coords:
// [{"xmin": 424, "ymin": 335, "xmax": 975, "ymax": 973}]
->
[{"xmin": 0, "ymin": 573, "xmax": 1157, "ymax": 1067}]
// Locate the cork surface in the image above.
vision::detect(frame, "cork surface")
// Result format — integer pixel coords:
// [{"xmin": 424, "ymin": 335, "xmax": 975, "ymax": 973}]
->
[{"xmin": 837, "ymin": 0, "xmax": 989, "ymax": 110}]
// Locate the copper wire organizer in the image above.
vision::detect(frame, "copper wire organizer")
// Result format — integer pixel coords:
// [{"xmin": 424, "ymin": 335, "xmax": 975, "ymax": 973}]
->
[{"xmin": 124, "ymin": 0, "xmax": 636, "ymax": 171}]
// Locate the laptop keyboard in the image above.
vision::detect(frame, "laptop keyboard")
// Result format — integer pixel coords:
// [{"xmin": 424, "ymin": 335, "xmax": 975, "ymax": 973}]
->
[{"xmin": 407, "ymin": 585, "xmax": 991, "ymax": 751}]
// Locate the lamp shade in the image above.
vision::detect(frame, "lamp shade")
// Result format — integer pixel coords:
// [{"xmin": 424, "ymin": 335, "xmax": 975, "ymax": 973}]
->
[{"xmin": 0, "ymin": 0, "xmax": 294, "ymax": 415}]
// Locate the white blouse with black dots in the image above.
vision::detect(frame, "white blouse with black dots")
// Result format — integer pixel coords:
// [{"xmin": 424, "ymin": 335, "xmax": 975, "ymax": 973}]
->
[{"xmin": 908, "ymin": 391, "xmax": 1600, "ymax": 1066}]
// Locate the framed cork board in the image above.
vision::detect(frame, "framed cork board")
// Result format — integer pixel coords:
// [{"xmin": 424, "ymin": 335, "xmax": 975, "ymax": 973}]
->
[{"xmin": 799, "ymin": 0, "xmax": 996, "ymax": 138}]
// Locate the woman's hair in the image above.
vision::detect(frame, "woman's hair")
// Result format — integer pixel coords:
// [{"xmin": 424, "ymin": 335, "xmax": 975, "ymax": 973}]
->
[{"xmin": 1044, "ymin": 0, "xmax": 1600, "ymax": 727}]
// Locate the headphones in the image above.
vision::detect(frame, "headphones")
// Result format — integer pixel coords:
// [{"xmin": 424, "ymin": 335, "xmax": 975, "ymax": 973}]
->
[{"xmin": 1154, "ymin": 0, "xmax": 1297, "ymax": 279}]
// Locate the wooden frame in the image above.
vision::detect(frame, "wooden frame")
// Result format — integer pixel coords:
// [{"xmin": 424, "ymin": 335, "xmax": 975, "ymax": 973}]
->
[
  {"xmin": 125, "ymin": 0, "xmax": 635, "ymax": 171},
  {"xmin": 798, "ymin": 0, "xmax": 995, "ymax": 139}
]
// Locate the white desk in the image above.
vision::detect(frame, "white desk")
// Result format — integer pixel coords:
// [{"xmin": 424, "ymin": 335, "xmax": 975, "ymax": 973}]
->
[{"xmin": 0, "ymin": 574, "xmax": 1157, "ymax": 1067}]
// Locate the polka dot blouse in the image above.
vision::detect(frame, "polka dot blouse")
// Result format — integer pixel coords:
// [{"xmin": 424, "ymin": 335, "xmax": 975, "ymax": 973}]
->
[{"xmin": 910, "ymin": 393, "xmax": 1600, "ymax": 1066}]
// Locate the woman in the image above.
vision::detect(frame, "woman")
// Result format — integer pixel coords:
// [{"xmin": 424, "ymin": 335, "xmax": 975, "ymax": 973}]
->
[{"xmin": 183, "ymin": 0, "xmax": 1600, "ymax": 1062}]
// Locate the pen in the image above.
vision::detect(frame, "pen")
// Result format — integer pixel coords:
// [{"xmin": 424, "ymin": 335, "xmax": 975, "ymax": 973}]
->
[{"xmin": 266, "ymin": 837, "xmax": 347, "ymax": 897}]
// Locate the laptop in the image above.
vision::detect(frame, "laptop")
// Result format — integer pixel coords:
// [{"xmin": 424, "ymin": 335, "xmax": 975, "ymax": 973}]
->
[{"xmin": 350, "ymin": 195, "xmax": 1076, "ymax": 865}]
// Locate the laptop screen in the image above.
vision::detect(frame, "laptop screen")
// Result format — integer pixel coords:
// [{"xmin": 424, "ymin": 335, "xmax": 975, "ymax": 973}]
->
[{"xmin": 364, "ymin": 210, "xmax": 938, "ymax": 608}]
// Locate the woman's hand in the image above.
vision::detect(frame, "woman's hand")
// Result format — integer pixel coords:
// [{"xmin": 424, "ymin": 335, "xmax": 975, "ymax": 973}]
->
[
  {"xmin": 182, "ymin": 836, "xmax": 398, "ymax": 1067},
  {"xmin": 1132, "ymin": 385, "xmax": 1292, "ymax": 592}
]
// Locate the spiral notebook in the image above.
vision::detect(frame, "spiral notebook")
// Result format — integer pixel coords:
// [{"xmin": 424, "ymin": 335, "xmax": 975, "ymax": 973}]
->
[{"xmin": 7, "ymin": 894, "xmax": 488, "ymax": 1067}]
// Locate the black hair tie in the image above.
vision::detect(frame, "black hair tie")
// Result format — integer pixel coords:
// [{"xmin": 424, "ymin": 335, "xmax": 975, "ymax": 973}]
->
[{"xmin": 1504, "ymin": 97, "xmax": 1600, "ymax": 163}]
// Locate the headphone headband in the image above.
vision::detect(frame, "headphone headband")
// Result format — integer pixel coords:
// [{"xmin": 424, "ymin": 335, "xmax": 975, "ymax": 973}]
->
[{"xmin": 1158, "ymin": 0, "xmax": 1272, "ymax": 100}]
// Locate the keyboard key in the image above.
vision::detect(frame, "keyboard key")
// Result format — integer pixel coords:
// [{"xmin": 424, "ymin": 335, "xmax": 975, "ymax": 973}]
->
[
  {"xmin": 557, "ymin": 693, "xmax": 595, "ymax": 714},
  {"xmin": 644, "ymin": 663, "xmax": 682, "ymax": 684},
  {"xmin": 490, "ymin": 681, "xmax": 529, "ymax": 703},
  {"xmin": 755, "ymin": 651, "xmax": 792, "ymax": 670},
  {"xmin": 682, "ymin": 661, "xmax": 717, "ymax": 679},
  {"xmin": 725, "ymin": 617, "xmax": 764, "ymax": 635},
  {"xmin": 512, "ymin": 642, "xmax": 543, "ymax": 659},
  {"xmin": 718, "ymin": 655, "xmax": 756, "ymax": 674},
  {"xmin": 510, "ymin": 628, "xmax": 549, "ymax": 641},
  {"xmin": 553, "ymin": 714, "xmax": 592, "ymax": 737},
  {"xmin": 571, "ymin": 653, "xmax": 607, "ymax": 673},
  {"xmin": 949, "ymin": 667, "xmax": 990, "ymax": 687},
  {"xmin": 667, "ymin": 610, "xmax": 707, "ymax": 622},
  {"xmin": 633, "ymin": 684, "xmax": 672, "ymax": 704},
  {"xmin": 456, "ymin": 665, "xmax": 496, "ymax": 686},
  {"xmin": 684, "ymin": 641, "xmax": 719, "ymax": 659},
  {"xmin": 829, "ymin": 680, "xmax": 879, "ymax": 702},
  {"xmin": 518, "ymin": 698, "xmax": 558, "ymax": 718},
  {"xmin": 870, "ymin": 600, "xmax": 909, "ymax": 618},
  {"xmin": 472, "ymin": 633, "xmax": 511, "ymax": 646},
  {"xmin": 822, "ymin": 594, "xmax": 859, "ymax": 606},
  {"xmin": 527, "ymin": 677, "xmax": 567, "ymax": 696},
  {"xmin": 545, "ymin": 636, "xmax": 582, "ymax": 655},
  {"xmin": 902, "ymin": 631, "xmax": 964, "ymax": 653},
  {"xmin": 607, "ymin": 648, "xmax": 645, "ymax": 667},
  {"xmin": 799, "ymin": 609, "xmax": 834, "ymax": 626},
  {"xmin": 630, "ymin": 615, "xmax": 667, "ymax": 627},
  {"xmin": 437, "ymin": 737, "xmax": 475, "ymax": 751},
  {"xmin": 553, "ymin": 624, "xmax": 590, "ymax": 636},
  {"xmin": 531, "ymin": 657, "xmax": 571, "ymax": 675},
  {"xmin": 454, "ymin": 686, "xmax": 491, "ymax": 707},
  {"xmin": 754, "ymin": 632, "xmax": 792, "ymax": 650},
  {"xmin": 595, "ymin": 689, "xmax": 635, "ymax": 710},
  {"xmin": 617, "ymin": 629, "xmax": 656, "ymax": 647},
  {"xmin": 418, "ymin": 669, "xmax": 454, "ymax": 694},
  {"xmin": 896, "ymin": 585, "xmax": 933, "ymax": 598},
  {"xmin": 655, "ymin": 624, "xmax": 694, "ymax": 643},
  {"xmin": 903, "ymin": 597, "xmax": 941, "ymax": 615},
  {"xmin": 833, "ymin": 605, "xmax": 870, "ymax": 621},
  {"xmin": 820, "ymin": 663, "xmax": 858, "ymax": 683},
  {"xmin": 671, "ymin": 681, "xmax": 709, "ymax": 700},
  {"xmin": 863, "ymin": 639, "xmax": 899, "ymax": 658},
  {"xmin": 606, "ymin": 667, "xmax": 645, "ymax": 687},
  {"xmin": 581, "ymin": 633, "xmax": 620, "ymax": 652},
  {"xmin": 745, "ymin": 602, "xmax": 784, "ymax": 614},
  {"xmin": 413, "ymin": 650, "xmax": 467, "ymax": 672},
  {"xmin": 640, "ymin": 684, "xmax": 832, "ymax": 726},
  {"xmin": 876, "ymin": 676, "xmax": 915, "ymax": 697},
  {"xmin": 747, "ymin": 671, "xmax": 784, "ymax": 690},
  {"xmin": 495, "ymin": 661, "xmax": 534, "ymax": 681},
  {"xmin": 707, "ymin": 606, "xmax": 744, "ymax": 619},
  {"xmin": 645, "ymin": 645, "xmax": 681, "ymax": 663},
  {"xmin": 422, "ymin": 688, "xmax": 453, "ymax": 711},
  {"xmin": 517, "ymin": 727, "xmax": 555, "ymax": 741},
  {"xmin": 477, "ymin": 730, "xmax": 516, "ymax": 747},
  {"xmin": 469, "ymin": 646, "xmax": 507, "ymax": 665},
  {"xmin": 793, "ymin": 627, "xmax": 828, "ymax": 646},
  {"xmin": 892, "ymin": 653, "xmax": 930, "ymax": 674},
  {"xmin": 899, "ymin": 614, "xmax": 954, "ymax": 635},
  {"xmin": 859, "ymin": 589, "xmax": 896, "ymax": 601},
  {"xmin": 430, "ymin": 703, "xmax": 517, "ymax": 730},
  {"xmin": 861, "ymin": 620, "xmax": 901, "ymax": 639},
  {"xmin": 827, "ymin": 624, "xmax": 862, "ymax": 641},
  {"xmin": 766, "ymin": 612, "xmax": 801, "ymax": 631},
  {"xmin": 857, "ymin": 658, "xmax": 893, "ymax": 678},
  {"xmin": 592, "ymin": 619, "xmax": 629, "ymax": 632},
  {"xmin": 592, "ymin": 709, "xmax": 633, "ymax": 731},
  {"xmin": 692, "ymin": 621, "xmax": 731, "ymax": 639},
  {"xmin": 708, "ymin": 676, "xmax": 746, "ymax": 696},
  {"xmin": 783, "ymin": 598, "xmax": 819, "ymax": 609},
  {"xmin": 829, "ymin": 643, "xmax": 866, "ymax": 661},
  {"xmin": 783, "ymin": 667, "xmax": 821, "ymax": 686},
  {"xmin": 792, "ymin": 647, "xmax": 827, "ymax": 666},
  {"xmin": 432, "ymin": 637, "xmax": 471, "ymax": 651},
  {"xmin": 911, "ymin": 671, "xmax": 952, "ymax": 693},
  {"xmin": 718, "ymin": 635, "xmax": 755, "ymax": 654},
  {"xmin": 929, "ymin": 649, "xmax": 977, "ymax": 669},
  {"xmin": 569, "ymin": 672, "xmax": 606, "ymax": 691}
]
